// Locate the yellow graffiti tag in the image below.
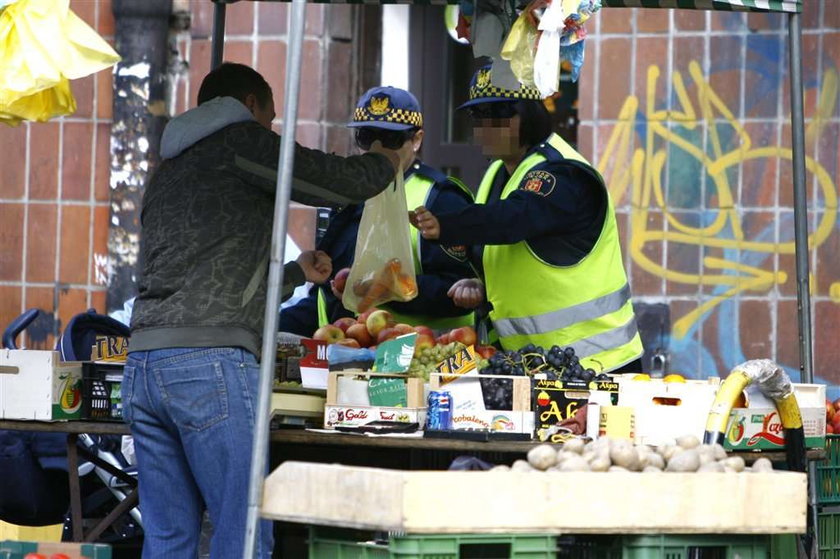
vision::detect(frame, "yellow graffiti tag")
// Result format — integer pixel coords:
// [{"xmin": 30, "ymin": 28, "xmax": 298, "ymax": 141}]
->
[{"xmin": 598, "ymin": 61, "xmax": 838, "ymax": 339}]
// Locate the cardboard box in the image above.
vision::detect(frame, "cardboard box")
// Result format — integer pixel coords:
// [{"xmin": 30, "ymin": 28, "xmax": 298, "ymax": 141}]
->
[
  {"xmin": 431, "ymin": 372, "xmax": 533, "ymax": 434},
  {"xmin": 0, "ymin": 350, "xmax": 83, "ymax": 420},
  {"xmin": 299, "ymin": 339, "xmax": 329, "ymax": 389},
  {"xmin": 616, "ymin": 376, "xmax": 720, "ymax": 446},
  {"xmin": 534, "ymin": 379, "xmax": 619, "ymax": 441},
  {"xmin": 724, "ymin": 383, "xmax": 826, "ymax": 451},
  {"xmin": 450, "ymin": 409, "xmax": 533, "ymax": 433}
]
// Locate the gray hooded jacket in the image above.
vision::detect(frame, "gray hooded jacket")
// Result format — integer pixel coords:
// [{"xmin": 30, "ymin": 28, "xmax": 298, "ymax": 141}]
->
[{"xmin": 129, "ymin": 97, "xmax": 396, "ymax": 358}]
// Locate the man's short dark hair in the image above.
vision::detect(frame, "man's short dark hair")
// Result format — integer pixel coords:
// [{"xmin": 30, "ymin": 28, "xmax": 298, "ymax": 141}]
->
[
  {"xmin": 514, "ymin": 100, "xmax": 552, "ymax": 148},
  {"xmin": 197, "ymin": 62, "xmax": 272, "ymax": 107}
]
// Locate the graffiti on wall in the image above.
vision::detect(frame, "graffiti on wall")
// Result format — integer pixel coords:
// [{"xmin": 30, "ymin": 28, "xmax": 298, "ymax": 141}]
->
[{"xmin": 597, "ymin": 58, "xmax": 838, "ymax": 381}]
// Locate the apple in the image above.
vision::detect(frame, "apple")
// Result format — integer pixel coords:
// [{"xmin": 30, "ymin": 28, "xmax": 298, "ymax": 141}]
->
[
  {"xmin": 357, "ymin": 308, "xmax": 379, "ymax": 326},
  {"xmin": 312, "ymin": 324, "xmax": 345, "ymax": 344},
  {"xmin": 353, "ymin": 277, "xmax": 373, "ymax": 297},
  {"xmin": 449, "ymin": 326, "xmax": 477, "ymax": 348},
  {"xmin": 475, "ymin": 345, "xmax": 497, "ymax": 359},
  {"xmin": 345, "ymin": 323, "xmax": 373, "ymax": 347},
  {"xmin": 335, "ymin": 338, "xmax": 361, "ymax": 348},
  {"xmin": 436, "ymin": 333, "xmax": 450, "ymax": 345},
  {"xmin": 833, "ymin": 397, "xmax": 840, "ymax": 412},
  {"xmin": 377, "ymin": 327, "xmax": 399, "ymax": 344},
  {"xmin": 332, "ymin": 317, "xmax": 356, "ymax": 333},
  {"xmin": 394, "ymin": 323, "xmax": 414, "ymax": 335},
  {"xmin": 365, "ymin": 309, "xmax": 393, "ymax": 337},
  {"xmin": 829, "ymin": 424, "xmax": 836, "ymax": 434},
  {"xmin": 414, "ymin": 325, "xmax": 434, "ymax": 339},
  {"xmin": 827, "ymin": 400, "xmax": 836, "ymax": 423},
  {"xmin": 414, "ymin": 334, "xmax": 435, "ymax": 357},
  {"xmin": 832, "ymin": 412, "xmax": 840, "ymax": 434},
  {"xmin": 333, "ymin": 268, "xmax": 351, "ymax": 294}
]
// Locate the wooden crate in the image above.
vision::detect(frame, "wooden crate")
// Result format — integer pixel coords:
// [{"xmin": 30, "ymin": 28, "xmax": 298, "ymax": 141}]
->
[
  {"xmin": 262, "ymin": 461, "xmax": 807, "ymax": 535},
  {"xmin": 323, "ymin": 371, "xmax": 426, "ymax": 429},
  {"xmin": 430, "ymin": 372, "xmax": 533, "ymax": 433}
]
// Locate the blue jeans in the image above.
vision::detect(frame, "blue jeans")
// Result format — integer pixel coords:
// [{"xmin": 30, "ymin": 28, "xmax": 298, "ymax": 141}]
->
[{"xmin": 123, "ymin": 348, "xmax": 273, "ymax": 559}]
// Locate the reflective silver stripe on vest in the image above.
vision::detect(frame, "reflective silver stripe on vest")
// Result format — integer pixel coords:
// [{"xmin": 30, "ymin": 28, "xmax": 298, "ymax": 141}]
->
[
  {"xmin": 493, "ymin": 283, "xmax": 632, "ymax": 338},
  {"xmin": 569, "ymin": 317, "xmax": 639, "ymax": 360}
]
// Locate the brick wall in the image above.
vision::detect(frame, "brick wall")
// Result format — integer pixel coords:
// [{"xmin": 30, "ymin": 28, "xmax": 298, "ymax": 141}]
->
[
  {"xmin": 0, "ymin": 0, "xmax": 365, "ymax": 349},
  {"xmin": 578, "ymin": 2, "xmax": 840, "ymax": 390}
]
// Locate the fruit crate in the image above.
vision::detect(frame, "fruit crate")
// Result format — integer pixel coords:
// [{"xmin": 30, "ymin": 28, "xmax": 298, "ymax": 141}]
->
[
  {"xmin": 309, "ymin": 528, "xmax": 557, "ymax": 559},
  {"xmin": 80, "ymin": 362, "xmax": 125, "ymax": 421},
  {"xmin": 616, "ymin": 534, "xmax": 769, "ymax": 558},
  {"xmin": 0, "ymin": 541, "xmax": 112, "ymax": 559},
  {"xmin": 818, "ymin": 434, "xmax": 840, "ymax": 505},
  {"xmin": 819, "ymin": 506, "xmax": 840, "ymax": 559}
]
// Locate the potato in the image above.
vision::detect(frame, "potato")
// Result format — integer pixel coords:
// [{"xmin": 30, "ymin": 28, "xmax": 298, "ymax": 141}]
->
[
  {"xmin": 563, "ymin": 437, "xmax": 586, "ymax": 455},
  {"xmin": 675, "ymin": 435, "xmax": 701, "ymax": 449},
  {"xmin": 752, "ymin": 457, "xmax": 774, "ymax": 472},
  {"xmin": 712, "ymin": 444, "xmax": 727, "ymax": 461},
  {"xmin": 666, "ymin": 448, "xmax": 700, "ymax": 472},
  {"xmin": 512, "ymin": 459, "xmax": 534, "ymax": 472},
  {"xmin": 721, "ymin": 456, "xmax": 746, "ymax": 473},
  {"xmin": 660, "ymin": 445, "xmax": 684, "ymax": 462},
  {"xmin": 697, "ymin": 446, "xmax": 716, "ymax": 465},
  {"xmin": 527, "ymin": 444, "xmax": 557, "ymax": 471},
  {"xmin": 590, "ymin": 457, "xmax": 611, "ymax": 472},
  {"xmin": 698, "ymin": 461, "xmax": 725, "ymax": 473},
  {"xmin": 645, "ymin": 452, "xmax": 665, "ymax": 470},
  {"xmin": 642, "ymin": 465, "xmax": 663, "ymax": 473},
  {"xmin": 559, "ymin": 455, "xmax": 591, "ymax": 472},
  {"xmin": 610, "ymin": 441, "xmax": 639, "ymax": 470},
  {"xmin": 608, "ymin": 465, "xmax": 629, "ymax": 472},
  {"xmin": 490, "ymin": 465, "xmax": 510, "ymax": 472}
]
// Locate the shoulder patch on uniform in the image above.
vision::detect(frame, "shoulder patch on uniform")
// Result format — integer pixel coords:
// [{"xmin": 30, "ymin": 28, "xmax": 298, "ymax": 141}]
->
[
  {"xmin": 441, "ymin": 244, "xmax": 468, "ymax": 262},
  {"xmin": 519, "ymin": 169, "xmax": 556, "ymax": 197}
]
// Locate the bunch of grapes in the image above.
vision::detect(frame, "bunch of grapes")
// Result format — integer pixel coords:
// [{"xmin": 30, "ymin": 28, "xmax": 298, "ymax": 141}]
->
[{"xmin": 407, "ymin": 341, "xmax": 466, "ymax": 380}]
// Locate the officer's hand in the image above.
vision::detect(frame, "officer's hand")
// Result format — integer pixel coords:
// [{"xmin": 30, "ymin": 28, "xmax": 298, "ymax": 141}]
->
[
  {"xmin": 411, "ymin": 206, "xmax": 440, "ymax": 240},
  {"xmin": 368, "ymin": 139, "xmax": 415, "ymax": 175},
  {"xmin": 447, "ymin": 279, "xmax": 485, "ymax": 309},
  {"xmin": 297, "ymin": 250, "xmax": 332, "ymax": 284}
]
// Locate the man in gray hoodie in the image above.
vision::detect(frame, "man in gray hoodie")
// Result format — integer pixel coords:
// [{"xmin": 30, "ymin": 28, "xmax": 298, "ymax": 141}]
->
[{"xmin": 124, "ymin": 63, "xmax": 412, "ymax": 558}]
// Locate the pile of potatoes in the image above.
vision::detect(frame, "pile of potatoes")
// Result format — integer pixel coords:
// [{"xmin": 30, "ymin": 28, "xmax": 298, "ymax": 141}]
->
[{"xmin": 496, "ymin": 435, "xmax": 775, "ymax": 473}]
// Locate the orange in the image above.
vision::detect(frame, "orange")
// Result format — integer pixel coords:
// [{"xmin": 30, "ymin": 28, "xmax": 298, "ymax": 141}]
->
[
  {"xmin": 632, "ymin": 373, "xmax": 651, "ymax": 381},
  {"xmin": 663, "ymin": 373, "xmax": 687, "ymax": 383}
]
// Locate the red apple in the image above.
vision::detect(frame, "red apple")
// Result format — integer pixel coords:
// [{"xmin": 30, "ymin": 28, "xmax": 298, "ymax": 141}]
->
[
  {"xmin": 436, "ymin": 333, "xmax": 450, "ymax": 345},
  {"xmin": 449, "ymin": 326, "xmax": 477, "ymax": 348},
  {"xmin": 365, "ymin": 309, "xmax": 393, "ymax": 337},
  {"xmin": 414, "ymin": 325, "xmax": 434, "ymax": 339},
  {"xmin": 312, "ymin": 324, "xmax": 345, "ymax": 344},
  {"xmin": 475, "ymin": 345, "xmax": 497, "ymax": 359},
  {"xmin": 414, "ymin": 334, "xmax": 435, "ymax": 357},
  {"xmin": 345, "ymin": 323, "xmax": 373, "ymax": 348},
  {"xmin": 394, "ymin": 323, "xmax": 414, "ymax": 335},
  {"xmin": 377, "ymin": 327, "xmax": 399, "ymax": 344},
  {"xmin": 829, "ymin": 424, "xmax": 836, "ymax": 434},
  {"xmin": 335, "ymin": 338, "xmax": 361, "ymax": 348},
  {"xmin": 333, "ymin": 268, "xmax": 351, "ymax": 294},
  {"xmin": 357, "ymin": 308, "xmax": 379, "ymax": 326},
  {"xmin": 332, "ymin": 317, "xmax": 357, "ymax": 333},
  {"xmin": 832, "ymin": 413, "xmax": 840, "ymax": 434},
  {"xmin": 833, "ymin": 397, "xmax": 840, "ymax": 412},
  {"xmin": 827, "ymin": 400, "xmax": 836, "ymax": 423}
]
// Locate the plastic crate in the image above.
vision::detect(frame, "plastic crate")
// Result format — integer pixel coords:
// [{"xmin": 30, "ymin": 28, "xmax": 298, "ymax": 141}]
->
[
  {"xmin": 770, "ymin": 533, "xmax": 797, "ymax": 559},
  {"xmin": 818, "ymin": 434, "xmax": 840, "ymax": 505},
  {"xmin": 309, "ymin": 528, "xmax": 557, "ymax": 558},
  {"xmin": 80, "ymin": 362, "xmax": 124, "ymax": 421},
  {"xmin": 0, "ymin": 541, "xmax": 111, "ymax": 558},
  {"xmin": 619, "ymin": 534, "xmax": 769, "ymax": 559},
  {"xmin": 820, "ymin": 506, "xmax": 840, "ymax": 559}
]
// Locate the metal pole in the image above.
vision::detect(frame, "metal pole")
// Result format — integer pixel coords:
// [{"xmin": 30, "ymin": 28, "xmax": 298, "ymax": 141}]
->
[
  {"xmin": 787, "ymin": 12, "xmax": 817, "ymax": 559},
  {"xmin": 210, "ymin": 1, "xmax": 227, "ymax": 70},
  {"xmin": 243, "ymin": 0, "xmax": 307, "ymax": 556}
]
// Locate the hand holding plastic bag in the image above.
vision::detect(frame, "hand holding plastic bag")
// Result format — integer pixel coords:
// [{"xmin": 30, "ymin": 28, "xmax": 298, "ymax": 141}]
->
[{"xmin": 342, "ymin": 171, "xmax": 419, "ymax": 314}]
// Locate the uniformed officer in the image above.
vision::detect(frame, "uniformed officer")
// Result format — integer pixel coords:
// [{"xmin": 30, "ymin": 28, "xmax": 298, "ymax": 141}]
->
[
  {"xmin": 279, "ymin": 86, "xmax": 476, "ymax": 336},
  {"xmin": 411, "ymin": 65, "xmax": 644, "ymax": 373}
]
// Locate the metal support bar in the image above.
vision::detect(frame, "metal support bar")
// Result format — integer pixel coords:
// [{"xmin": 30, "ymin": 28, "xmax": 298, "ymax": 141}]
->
[
  {"xmin": 211, "ymin": 1, "xmax": 227, "ymax": 69},
  {"xmin": 244, "ymin": 0, "xmax": 308, "ymax": 556},
  {"xmin": 68, "ymin": 434, "xmax": 84, "ymax": 542},
  {"xmin": 787, "ymin": 12, "xmax": 817, "ymax": 559}
]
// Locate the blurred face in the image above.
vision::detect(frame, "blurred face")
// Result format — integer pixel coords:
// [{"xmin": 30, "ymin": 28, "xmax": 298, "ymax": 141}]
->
[
  {"xmin": 354, "ymin": 127, "xmax": 418, "ymax": 153},
  {"xmin": 469, "ymin": 103, "xmax": 521, "ymax": 159}
]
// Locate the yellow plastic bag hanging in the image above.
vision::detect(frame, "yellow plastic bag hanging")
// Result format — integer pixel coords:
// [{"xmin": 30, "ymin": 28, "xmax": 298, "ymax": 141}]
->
[
  {"xmin": 342, "ymin": 171, "xmax": 419, "ymax": 314},
  {"xmin": 500, "ymin": 13, "xmax": 539, "ymax": 88},
  {"xmin": 0, "ymin": 0, "xmax": 121, "ymax": 125}
]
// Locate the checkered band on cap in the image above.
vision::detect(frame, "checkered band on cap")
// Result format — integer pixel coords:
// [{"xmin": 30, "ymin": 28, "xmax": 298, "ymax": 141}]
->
[
  {"xmin": 353, "ymin": 106, "xmax": 423, "ymax": 128},
  {"xmin": 468, "ymin": 66, "xmax": 542, "ymax": 102}
]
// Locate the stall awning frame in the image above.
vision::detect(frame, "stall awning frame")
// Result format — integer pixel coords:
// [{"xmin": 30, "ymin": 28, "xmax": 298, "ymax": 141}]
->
[{"xmin": 204, "ymin": 0, "xmax": 813, "ymax": 556}]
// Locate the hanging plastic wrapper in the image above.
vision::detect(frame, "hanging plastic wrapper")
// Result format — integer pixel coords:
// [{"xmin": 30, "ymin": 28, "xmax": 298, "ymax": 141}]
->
[
  {"xmin": 342, "ymin": 171, "xmax": 419, "ymax": 314},
  {"xmin": 500, "ymin": 13, "xmax": 539, "ymax": 87},
  {"xmin": 0, "ymin": 0, "xmax": 121, "ymax": 125}
]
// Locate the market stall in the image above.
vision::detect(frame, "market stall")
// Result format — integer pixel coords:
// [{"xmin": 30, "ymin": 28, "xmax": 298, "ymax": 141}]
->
[{"xmin": 205, "ymin": 0, "xmax": 814, "ymax": 555}]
